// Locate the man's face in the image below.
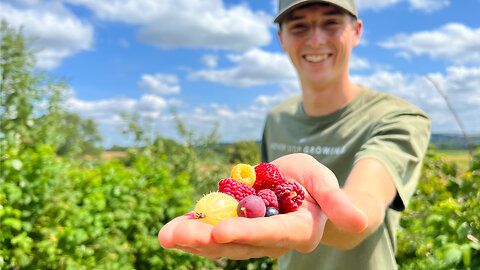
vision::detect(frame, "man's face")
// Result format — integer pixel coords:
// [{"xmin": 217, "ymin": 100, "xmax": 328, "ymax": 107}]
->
[{"xmin": 277, "ymin": 4, "xmax": 362, "ymax": 88}]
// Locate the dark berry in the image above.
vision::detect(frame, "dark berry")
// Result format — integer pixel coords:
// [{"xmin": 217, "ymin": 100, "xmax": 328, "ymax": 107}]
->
[
  {"xmin": 275, "ymin": 181, "xmax": 305, "ymax": 213},
  {"xmin": 265, "ymin": 207, "xmax": 279, "ymax": 217},
  {"xmin": 237, "ymin": 195, "xmax": 266, "ymax": 218}
]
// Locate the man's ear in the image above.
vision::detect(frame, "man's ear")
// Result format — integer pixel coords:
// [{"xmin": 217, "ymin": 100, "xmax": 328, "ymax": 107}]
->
[
  {"xmin": 352, "ymin": 20, "xmax": 363, "ymax": 48},
  {"xmin": 277, "ymin": 29, "xmax": 286, "ymax": 52}
]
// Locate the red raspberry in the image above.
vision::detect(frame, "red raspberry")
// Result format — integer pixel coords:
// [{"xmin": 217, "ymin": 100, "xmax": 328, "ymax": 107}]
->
[
  {"xmin": 253, "ymin": 163, "xmax": 285, "ymax": 192},
  {"xmin": 256, "ymin": 189, "xmax": 279, "ymax": 209},
  {"xmin": 275, "ymin": 181, "xmax": 305, "ymax": 213},
  {"xmin": 218, "ymin": 178, "xmax": 255, "ymax": 201}
]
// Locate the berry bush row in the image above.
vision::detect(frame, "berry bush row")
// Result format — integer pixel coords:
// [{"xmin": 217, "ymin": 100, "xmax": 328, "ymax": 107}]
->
[{"xmin": 396, "ymin": 147, "xmax": 480, "ymax": 269}]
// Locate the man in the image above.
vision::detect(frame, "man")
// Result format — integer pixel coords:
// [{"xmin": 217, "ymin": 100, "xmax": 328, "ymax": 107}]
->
[{"xmin": 159, "ymin": 1, "xmax": 431, "ymax": 269}]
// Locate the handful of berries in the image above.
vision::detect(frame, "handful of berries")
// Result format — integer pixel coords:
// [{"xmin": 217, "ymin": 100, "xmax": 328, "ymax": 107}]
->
[{"xmin": 193, "ymin": 163, "xmax": 305, "ymax": 225}]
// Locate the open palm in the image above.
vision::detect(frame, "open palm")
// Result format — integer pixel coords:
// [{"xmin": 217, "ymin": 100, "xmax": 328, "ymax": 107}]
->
[{"xmin": 159, "ymin": 153, "xmax": 367, "ymax": 260}]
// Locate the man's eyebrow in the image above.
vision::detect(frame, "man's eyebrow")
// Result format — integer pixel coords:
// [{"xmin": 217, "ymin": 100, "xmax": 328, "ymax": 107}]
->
[{"xmin": 287, "ymin": 14, "xmax": 305, "ymax": 22}]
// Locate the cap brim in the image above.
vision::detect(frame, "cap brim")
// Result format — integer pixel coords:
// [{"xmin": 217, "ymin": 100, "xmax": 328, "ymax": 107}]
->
[{"xmin": 274, "ymin": 0, "xmax": 356, "ymax": 23}]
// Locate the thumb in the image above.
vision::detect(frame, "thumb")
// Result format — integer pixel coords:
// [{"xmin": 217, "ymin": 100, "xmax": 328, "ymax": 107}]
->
[
  {"xmin": 316, "ymin": 188, "xmax": 368, "ymax": 233},
  {"xmin": 272, "ymin": 153, "xmax": 367, "ymax": 233}
]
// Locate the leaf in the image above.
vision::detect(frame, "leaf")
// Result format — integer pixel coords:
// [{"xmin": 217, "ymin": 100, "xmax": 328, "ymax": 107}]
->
[
  {"xmin": 461, "ymin": 244, "xmax": 471, "ymax": 266},
  {"xmin": 435, "ymin": 235, "xmax": 448, "ymax": 246},
  {"xmin": 12, "ymin": 159, "xmax": 23, "ymax": 170},
  {"xmin": 426, "ymin": 214, "xmax": 445, "ymax": 225},
  {"xmin": 456, "ymin": 222, "xmax": 469, "ymax": 238},
  {"xmin": 448, "ymin": 218, "xmax": 457, "ymax": 231},
  {"xmin": 2, "ymin": 218, "xmax": 22, "ymax": 230},
  {"xmin": 470, "ymin": 242, "xmax": 480, "ymax": 250},
  {"xmin": 443, "ymin": 243, "xmax": 462, "ymax": 266}
]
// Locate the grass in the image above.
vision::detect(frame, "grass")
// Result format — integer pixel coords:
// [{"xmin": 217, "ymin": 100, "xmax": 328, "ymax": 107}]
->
[{"xmin": 435, "ymin": 149, "xmax": 472, "ymax": 172}]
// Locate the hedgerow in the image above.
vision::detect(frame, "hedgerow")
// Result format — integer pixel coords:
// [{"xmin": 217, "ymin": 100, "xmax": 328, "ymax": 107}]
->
[
  {"xmin": 397, "ymin": 148, "xmax": 480, "ymax": 269},
  {"xmin": 0, "ymin": 143, "xmax": 219, "ymax": 269}
]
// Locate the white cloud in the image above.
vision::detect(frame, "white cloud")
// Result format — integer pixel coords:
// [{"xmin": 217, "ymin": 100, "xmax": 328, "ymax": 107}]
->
[
  {"xmin": 65, "ymin": 0, "xmax": 272, "ymax": 51},
  {"xmin": 67, "ymin": 66, "xmax": 480, "ymax": 146},
  {"xmin": 138, "ymin": 73, "xmax": 181, "ymax": 95},
  {"xmin": 357, "ymin": 0, "xmax": 403, "ymax": 11},
  {"xmin": 379, "ymin": 23, "xmax": 480, "ymax": 64},
  {"xmin": 357, "ymin": 0, "xmax": 449, "ymax": 12},
  {"xmin": 350, "ymin": 54, "xmax": 371, "ymax": 70},
  {"xmin": 137, "ymin": 94, "xmax": 168, "ymax": 114},
  {"xmin": 65, "ymin": 79, "xmax": 301, "ymax": 145},
  {"xmin": 407, "ymin": 0, "xmax": 450, "ymax": 12},
  {"xmin": 352, "ymin": 67, "xmax": 480, "ymax": 134},
  {"xmin": 189, "ymin": 48, "xmax": 296, "ymax": 87},
  {"xmin": 0, "ymin": 1, "xmax": 94, "ymax": 69},
  {"xmin": 66, "ymin": 93, "xmax": 171, "ymax": 124},
  {"xmin": 201, "ymin": 54, "xmax": 219, "ymax": 68},
  {"xmin": 167, "ymin": 80, "xmax": 301, "ymax": 143}
]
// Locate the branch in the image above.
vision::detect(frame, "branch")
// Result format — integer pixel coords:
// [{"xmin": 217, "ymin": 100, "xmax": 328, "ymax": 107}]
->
[{"xmin": 424, "ymin": 75, "xmax": 474, "ymax": 159}]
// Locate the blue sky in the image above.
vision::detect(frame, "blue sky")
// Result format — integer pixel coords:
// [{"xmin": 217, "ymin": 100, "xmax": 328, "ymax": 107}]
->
[{"xmin": 1, "ymin": 0, "xmax": 479, "ymax": 147}]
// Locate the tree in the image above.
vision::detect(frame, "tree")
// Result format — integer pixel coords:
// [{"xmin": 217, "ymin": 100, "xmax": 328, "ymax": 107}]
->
[
  {"xmin": 0, "ymin": 20, "xmax": 102, "ymax": 157},
  {"xmin": 225, "ymin": 140, "xmax": 261, "ymax": 164},
  {"xmin": 55, "ymin": 112, "xmax": 103, "ymax": 157}
]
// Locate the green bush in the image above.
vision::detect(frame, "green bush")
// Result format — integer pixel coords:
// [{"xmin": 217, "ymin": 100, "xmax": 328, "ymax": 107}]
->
[
  {"xmin": 397, "ymin": 148, "xmax": 480, "ymax": 269},
  {"xmin": 0, "ymin": 144, "xmax": 217, "ymax": 269},
  {"xmin": 224, "ymin": 140, "xmax": 261, "ymax": 165}
]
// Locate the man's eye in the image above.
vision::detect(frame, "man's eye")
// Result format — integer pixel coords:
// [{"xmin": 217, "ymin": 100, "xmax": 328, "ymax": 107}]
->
[
  {"xmin": 325, "ymin": 20, "xmax": 339, "ymax": 26},
  {"xmin": 290, "ymin": 24, "xmax": 307, "ymax": 31}
]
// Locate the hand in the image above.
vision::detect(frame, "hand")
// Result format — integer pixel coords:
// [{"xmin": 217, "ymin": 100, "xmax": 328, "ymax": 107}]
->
[
  {"xmin": 158, "ymin": 153, "xmax": 367, "ymax": 259},
  {"xmin": 159, "ymin": 194, "xmax": 324, "ymax": 260}
]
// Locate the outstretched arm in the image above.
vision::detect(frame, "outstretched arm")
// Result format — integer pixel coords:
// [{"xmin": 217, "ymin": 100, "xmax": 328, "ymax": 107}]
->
[
  {"xmin": 159, "ymin": 153, "xmax": 394, "ymax": 258},
  {"xmin": 320, "ymin": 158, "xmax": 397, "ymax": 249}
]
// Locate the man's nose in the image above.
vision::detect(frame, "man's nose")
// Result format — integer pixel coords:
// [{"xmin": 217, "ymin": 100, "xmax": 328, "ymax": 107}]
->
[{"xmin": 306, "ymin": 27, "xmax": 326, "ymax": 48}]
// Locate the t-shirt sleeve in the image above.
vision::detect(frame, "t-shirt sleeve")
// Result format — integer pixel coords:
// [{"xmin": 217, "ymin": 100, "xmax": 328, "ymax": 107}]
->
[{"xmin": 354, "ymin": 110, "xmax": 431, "ymax": 211}]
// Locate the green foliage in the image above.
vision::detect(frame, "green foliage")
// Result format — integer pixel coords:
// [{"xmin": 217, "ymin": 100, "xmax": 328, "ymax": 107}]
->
[
  {"xmin": 0, "ymin": 20, "xmax": 102, "ymax": 158},
  {"xmin": 1, "ymin": 20, "xmax": 65, "ymax": 151},
  {"xmin": 116, "ymin": 110, "xmax": 274, "ymax": 269},
  {"xmin": 0, "ymin": 143, "xmax": 218, "ymax": 269},
  {"xmin": 119, "ymin": 111, "xmax": 227, "ymax": 201},
  {"xmin": 0, "ymin": 104, "xmax": 270, "ymax": 269},
  {"xmin": 224, "ymin": 140, "xmax": 261, "ymax": 165},
  {"xmin": 55, "ymin": 112, "xmax": 103, "ymax": 157},
  {"xmin": 397, "ymin": 147, "xmax": 480, "ymax": 269}
]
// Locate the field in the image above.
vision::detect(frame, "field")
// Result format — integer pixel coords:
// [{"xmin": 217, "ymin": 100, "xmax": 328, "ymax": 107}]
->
[{"xmin": 435, "ymin": 149, "xmax": 472, "ymax": 172}]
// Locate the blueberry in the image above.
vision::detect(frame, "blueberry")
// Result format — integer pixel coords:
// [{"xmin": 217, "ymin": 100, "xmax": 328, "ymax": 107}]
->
[{"xmin": 265, "ymin": 207, "xmax": 279, "ymax": 217}]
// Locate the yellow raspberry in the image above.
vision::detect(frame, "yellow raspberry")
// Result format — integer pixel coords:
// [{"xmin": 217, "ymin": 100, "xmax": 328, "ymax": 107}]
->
[{"xmin": 230, "ymin": 164, "xmax": 256, "ymax": 186}]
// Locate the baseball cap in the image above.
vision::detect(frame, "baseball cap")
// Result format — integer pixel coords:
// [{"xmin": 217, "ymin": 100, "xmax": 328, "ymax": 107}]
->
[{"xmin": 274, "ymin": 0, "xmax": 358, "ymax": 23}]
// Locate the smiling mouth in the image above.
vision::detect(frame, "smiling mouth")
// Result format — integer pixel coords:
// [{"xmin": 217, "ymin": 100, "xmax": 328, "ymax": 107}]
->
[{"xmin": 304, "ymin": 54, "xmax": 329, "ymax": 63}]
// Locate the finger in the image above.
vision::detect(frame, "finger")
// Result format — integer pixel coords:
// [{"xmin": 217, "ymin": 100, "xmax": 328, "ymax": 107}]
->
[
  {"xmin": 212, "ymin": 203, "xmax": 326, "ymax": 253},
  {"xmin": 317, "ymin": 188, "xmax": 368, "ymax": 232},
  {"xmin": 159, "ymin": 212, "xmax": 215, "ymax": 249},
  {"xmin": 173, "ymin": 219, "xmax": 215, "ymax": 247},
  {"xmin": 211, "ymin": 243, "xmax": 289, "ymax": 260},
  {"xmin": 158, "ymin": 215, "xmax": 193, "ymax": 248},
  {"xmin": 179, "ymin": 242, "xmax": 289, "ymax": 260},
  {"xmin": 272, "ymin": 153, "xmax": 367, "ymax": 232}
]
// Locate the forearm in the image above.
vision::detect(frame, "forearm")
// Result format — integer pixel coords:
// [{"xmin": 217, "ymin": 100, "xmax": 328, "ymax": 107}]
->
[{"xmin": 319, "ymin": 188, "xmax": 387, "ymax": 250}]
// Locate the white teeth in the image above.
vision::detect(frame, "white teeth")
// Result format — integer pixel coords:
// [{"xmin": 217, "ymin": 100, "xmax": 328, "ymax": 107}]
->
[{"xmin": 305, "ymin": 54, "xmax": 328, "ymax": 63}]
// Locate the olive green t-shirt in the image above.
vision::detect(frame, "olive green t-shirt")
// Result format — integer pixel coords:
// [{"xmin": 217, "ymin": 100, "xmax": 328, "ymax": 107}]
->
[{"xmin": 261, "ymin": 87, "xmax": 431, "ymax": 270}]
